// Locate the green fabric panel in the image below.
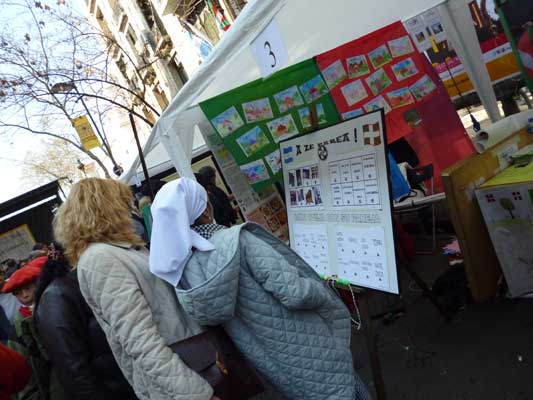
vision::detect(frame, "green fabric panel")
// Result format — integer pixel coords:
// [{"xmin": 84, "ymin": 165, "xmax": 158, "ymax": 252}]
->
[{"xmin": 199, "ymin": 59, "xmax": 340, "ymax": 191}]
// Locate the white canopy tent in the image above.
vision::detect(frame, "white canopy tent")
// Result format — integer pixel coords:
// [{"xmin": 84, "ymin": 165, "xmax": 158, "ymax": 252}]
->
[{"xmin": 120, "ymin": 0, "xmax": 501, "ymax": 185}]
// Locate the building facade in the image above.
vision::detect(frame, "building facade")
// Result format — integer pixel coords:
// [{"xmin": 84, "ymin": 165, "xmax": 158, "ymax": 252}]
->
[{"xmin": 79, "ymin": 0, "xmax": 246, "ymax": 174}]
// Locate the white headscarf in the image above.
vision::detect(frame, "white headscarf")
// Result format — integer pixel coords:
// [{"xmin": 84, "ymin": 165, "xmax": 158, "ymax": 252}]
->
[{"xmin": 149, "ymin": 177, "xmax": 215, "ymax": 286}]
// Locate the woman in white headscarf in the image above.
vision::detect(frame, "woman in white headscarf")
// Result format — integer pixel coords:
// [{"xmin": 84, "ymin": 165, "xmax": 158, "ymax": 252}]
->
[{"xmin": 150, "ymin": 178, "xmax": 371, "ymax": 400}]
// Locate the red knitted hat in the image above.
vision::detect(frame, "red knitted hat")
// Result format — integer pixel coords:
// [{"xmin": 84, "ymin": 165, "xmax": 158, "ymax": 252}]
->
[{"xmin": 2, "ymin": 264, "xmax": 42, "ymax": 294}]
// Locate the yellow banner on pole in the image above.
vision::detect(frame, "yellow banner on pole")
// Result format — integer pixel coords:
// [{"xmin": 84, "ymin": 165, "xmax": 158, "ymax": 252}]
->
[{"xmin": 72, "ymin": 115, "xmax": 100, "ymax": 150}]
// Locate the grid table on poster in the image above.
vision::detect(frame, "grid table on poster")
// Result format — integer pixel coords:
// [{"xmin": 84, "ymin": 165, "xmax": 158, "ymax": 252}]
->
[{"xmin": 329, "ymin": 153, "xmax": 380, "ymax": 208}]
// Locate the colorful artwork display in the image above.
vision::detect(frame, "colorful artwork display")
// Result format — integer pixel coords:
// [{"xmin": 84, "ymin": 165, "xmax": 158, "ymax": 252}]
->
[
  {"xmin": 346, "ymin": 55, "xmax": 370, "ymax": 79},
  {"xmin": 265, "ymin": 149, "xmax": 282, "ymax": 174},
  {"xmin": 365, "ymin": 69, "xmax": 393, "ymax": 96},
  {"xmin": 236, "ymin": 126, "xmax": 270, "ymax": 157},
  {"xmin": 266, "ymin": 114, "xmax": 299, "ymax": 142},
  {"xmin": 321, "ymin": 60, "xmax": 347, "ymax": 89},
  {"xmin": 240, "ymin": 159, "xmax": 270, "ymax": 184},
  {"xmin": 211, "ymin": 106, "xmax": 245, "ymax": 137},
  {"xmin": 388, "ymin": 36, "xmax": 415, "ymax": 58},
  {"xmin": 387, "ymin": 87, "xmax": 415, "ymax": 108},
  {"xmin": 342, "ymin": 108, "xmax": 364, "ymax": 120},
  {"xmin": 391, "ymin": 58, "xmax": 419, "ymax": 81},
  {"xmin": 273, "ymin": 86, "xmax": 304, "ymax": 113},
  {"xmin": 316, "ymin": 104, "xmax": 327, "ymax": 125},
  {"xmin": 341, "ymin": 80, "xmax": 368, "ymax": 106},
  {"xmin": 410, "ymin": 75, "xmax": 437, "ymax": 100},
  {"xmin": 299, "ymin": 75, "xmax": 329, "ymax": 103},
  {"xmin": 298, "ymin": 107, "xmax": 312, "ymax": 129},
  {"xmin": 316, "ymin": 21, "xmax": 439, "ymax": 143},
  {"xmin": 364, "ymin": 95, "xmax": 392, "ymax": 114},
  {"xmin": 368, "ymin": 44, "xmax": 393, "ymax": 69},
  {"xmin": 242, "ymin": 98, "xmax": 274, "ymax": 123}
]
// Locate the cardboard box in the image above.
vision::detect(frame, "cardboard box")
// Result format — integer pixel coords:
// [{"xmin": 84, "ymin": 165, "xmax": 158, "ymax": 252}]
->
[
  {"xmin": 475, "ymin": 161, "xmax": 533, "ymax": 297},
  {"xmin": 441, "ymin": 129, "xmax": 533, "ymax": 302}
]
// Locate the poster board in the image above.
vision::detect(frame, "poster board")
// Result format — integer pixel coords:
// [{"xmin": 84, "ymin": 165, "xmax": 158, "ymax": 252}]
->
[
  {"xmin": 0, "ymin": 224, "xmax": 36, "ymax": 262},
  {"xmin": 280, "ymin": 110, "xmax": 399, "ymax": 294},
  {"xmin": 199, "ymin": 59, "xmax": 340, "ymax": 191}
]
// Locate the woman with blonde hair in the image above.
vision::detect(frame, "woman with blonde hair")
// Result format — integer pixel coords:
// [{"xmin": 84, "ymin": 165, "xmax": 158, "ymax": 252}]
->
[{"xmin": 54, "ymin": 178, "xmax": 218, "ymax": 400}]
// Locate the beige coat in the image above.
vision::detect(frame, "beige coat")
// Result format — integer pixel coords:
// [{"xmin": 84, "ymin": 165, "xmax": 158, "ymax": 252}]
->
[{"xmin": 77, "ymin": 242, "xmax": 213, "ymax": 400}]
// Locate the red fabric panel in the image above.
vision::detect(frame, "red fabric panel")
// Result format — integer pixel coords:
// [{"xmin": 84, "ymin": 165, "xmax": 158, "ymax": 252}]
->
[{"xmin": 405, "ymin": 57, "xmax": 475, "ymax": 192}]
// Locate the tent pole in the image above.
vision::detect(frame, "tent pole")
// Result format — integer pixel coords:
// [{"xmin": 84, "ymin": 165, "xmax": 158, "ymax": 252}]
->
[
  {"xmin": 129, "ymin": 113, "xmax": 154, "ymax": 199},
  {"xmin": 495, "ymin": 1, "xmax": 533, "ymax": 94}
]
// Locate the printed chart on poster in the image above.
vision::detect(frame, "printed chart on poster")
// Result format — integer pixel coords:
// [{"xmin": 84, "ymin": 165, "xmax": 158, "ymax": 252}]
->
[{"xmin": 281, "ymin": 110, "xmax": 399, "ymax": 294}]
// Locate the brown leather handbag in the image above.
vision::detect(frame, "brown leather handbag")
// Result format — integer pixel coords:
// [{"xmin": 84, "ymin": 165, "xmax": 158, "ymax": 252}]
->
[{"xmin": 170, "ymin": 326, "xmax": 265, "ymax": 399}]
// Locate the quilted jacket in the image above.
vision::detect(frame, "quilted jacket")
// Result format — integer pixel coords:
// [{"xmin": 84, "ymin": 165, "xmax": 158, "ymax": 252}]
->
[
  {"xmin": 77, "ymin": 242, "xmax": 213, "ymax": 400},
  {"xmin": 176, "ymin": 223, "xmax": 371, "ymax": 400}
]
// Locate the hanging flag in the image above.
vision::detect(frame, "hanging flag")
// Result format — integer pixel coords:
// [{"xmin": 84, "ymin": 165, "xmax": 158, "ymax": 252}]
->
[{"xmin": 206, "ymin": 0, "xmax": 231, "ymax": 32}]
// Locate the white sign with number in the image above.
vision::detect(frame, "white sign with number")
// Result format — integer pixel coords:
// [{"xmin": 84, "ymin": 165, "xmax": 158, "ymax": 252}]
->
[{"xmin": 250, "ymin": 19, "xmax": 289, "ymax": 78}]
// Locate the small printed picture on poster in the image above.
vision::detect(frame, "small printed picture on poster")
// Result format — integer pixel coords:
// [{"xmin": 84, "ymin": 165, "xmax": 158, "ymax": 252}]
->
[
  {"xmin": 289, "ymin": 186, "xmax": 323, "ymax": 207},
  {"xmin": 288, "ymin": 171, "xmax": 296, "ymax": 187},
  {"xmin": 346, "ymin": 55, "xmax": 370, "ymax": 79},
  {"xmin": 265, "ymin": 149, "xmax": 282, "ymax": 175},
  {"xmin": 276, "ymin": 209, "xmax": 288, "ymax": 225},
  {"xmin": 387, "ymin": 87, "xmax": 415, "ymax": 109},
  {"xmin": 388, "ymin": 36, "xmax": 415, "ymax": 58},
  {"xmin": 310, "ymin": 165, "xmax": 320, "ymax": 185},
  {"xmin": 296, "ymin": 169, "xmax": 302, "ymax": 187},
  {"xmin": 321, "ymin": 60, "xmax": 347, "ymax": 89},
  {"xmin": 431, "ymin": 21, "xmax": 444, "ymax": 36},
  {"xmin": 342, "ymin": 108, "xmax": 364, "ymax": 120},
  {"xmin": 410, "ymin": 75, "xmax": 437, "ymax": 101},
  {"xmin": 259, "ymin": 202, "xmax": 274, "ymax": 217},
  {"xmin": 368, "ymin": 44, "xmax": 393, "ymax": 69},
  {"xmin": 266, "ymin": 215, "xmax": 281, "ymax": 232},
  {"xmin": 267, "ymin": 114, "xmax": 299, "ymax": 143},
  {"xmin": 242, "ymin": 98, "xmax": 274, "ymax": 123},
  {"xmin": 403, "ymin": 108, "xmax": 422, "ymax": 127},
  {"xmin": 236, "ymin": 126, "xmax": 270, "ymax": 157},
  {"xmin": 364, "ymin": 95, "xmax": 392, "ymax": 114},
  {"xmin": 365, "ymin": 69, "xmax": 393, "ymax": 96},
  {"xmin": 391, "ymin": 58, "xmax": 419, "ymax": 81},
  {"xmin": 299, "ymin": 75, "xmax": 329, "ymax": 103},
  {"xmin": 298, "ymin": 107, "xmax": 312, "ymax": 129},
  {"xmin": 341, "ymin": 80, "xmax": 368, "ymax": 106},
  {"xmin": 268, "ymin": 195, "xmax": 284, "ymax": 213},
  {"xmin": 316, "ymin": 104, "xmax": 327, "ymax": 125},
  {"xmin": 273, "ymin": 86, "xmax": 305, "ymax": 113},
  {"xmin": 211, "ymin": 106, "xmax": 245, "ymax": 137},
  {"xmin": 240, "ymin": 159, "xmax": 270, "ymax": 184},
  {"xmin": 302, "ymin": 167, "xmax": 311, "ymax": 186}
]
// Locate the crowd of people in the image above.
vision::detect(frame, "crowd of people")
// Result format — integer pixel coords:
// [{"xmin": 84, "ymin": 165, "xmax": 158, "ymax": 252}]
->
[{"xmin": 0, "ymin": 173, "xmax": 370, "ymax": 400}]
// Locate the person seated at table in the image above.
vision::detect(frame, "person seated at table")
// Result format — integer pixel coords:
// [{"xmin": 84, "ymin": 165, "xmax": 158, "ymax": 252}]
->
[{"xmin": 196, "ymin": 166, "xmax": 238, "ymax": 227}]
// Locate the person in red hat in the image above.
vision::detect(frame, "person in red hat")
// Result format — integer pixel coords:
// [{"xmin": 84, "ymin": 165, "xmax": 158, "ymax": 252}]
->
[
  {"xmin": 2, "ymin": 257, "xmax": 48, "ymax": 400},
  {"xmin": 0, "ymin": 343, "xmax": 31, "ymax": 400}
]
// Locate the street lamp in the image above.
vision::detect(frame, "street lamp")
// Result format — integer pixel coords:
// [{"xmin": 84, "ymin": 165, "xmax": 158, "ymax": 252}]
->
[{"xmin": 50, "ymin": 81, "xmax": 123, "ymax": 176}]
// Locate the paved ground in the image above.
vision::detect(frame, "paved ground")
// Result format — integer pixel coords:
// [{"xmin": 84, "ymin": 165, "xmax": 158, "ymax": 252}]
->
[{"xmin": 350, "ymin": 239, "xmax": 533, "ymax": 400}]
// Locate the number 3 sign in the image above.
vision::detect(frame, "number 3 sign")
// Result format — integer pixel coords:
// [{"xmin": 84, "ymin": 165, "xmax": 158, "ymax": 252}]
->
[{"xmin": 250, "ymin": 19, "xmax": 289, "ymax": 78}]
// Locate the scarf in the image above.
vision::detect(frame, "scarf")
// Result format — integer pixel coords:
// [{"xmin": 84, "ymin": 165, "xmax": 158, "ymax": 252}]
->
[{"xmin": 149, "ymin": 178, "xmax": 215, "ymax": 286}]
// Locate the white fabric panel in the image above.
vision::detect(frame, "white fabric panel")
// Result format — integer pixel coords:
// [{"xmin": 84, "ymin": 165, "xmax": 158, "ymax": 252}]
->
[
  {"xmin": 121, "ymin": 0, "xmax": 500, "ymax": 185},
  {"xmin": 439, "ymin": 0, "xmax": 502, "ymax": 122}
]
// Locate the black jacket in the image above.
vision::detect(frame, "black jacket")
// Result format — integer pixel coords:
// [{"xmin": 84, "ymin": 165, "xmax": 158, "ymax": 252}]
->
[
  {"xmin": 35, "ymin": 271, "xmax": 137, "ymax": 400},
  {"xmin": 206, "ymin": 184, "xmax": 237, "ymax": 227}
]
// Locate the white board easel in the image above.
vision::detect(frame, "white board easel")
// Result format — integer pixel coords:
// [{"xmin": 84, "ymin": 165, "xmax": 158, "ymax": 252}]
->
[{"xmin": 280, "ymin": 110, "xmax": 399, "ymax": 294}]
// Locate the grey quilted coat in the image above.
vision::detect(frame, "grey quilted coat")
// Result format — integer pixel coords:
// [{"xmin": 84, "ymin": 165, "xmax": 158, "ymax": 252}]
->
[
  {"xmin": 176, "ymin": 223, "xmax": 371, "ymax": 400},
  {"xmin": 77, "ymin": 242, "xmax": 214, "ymax": 400}
]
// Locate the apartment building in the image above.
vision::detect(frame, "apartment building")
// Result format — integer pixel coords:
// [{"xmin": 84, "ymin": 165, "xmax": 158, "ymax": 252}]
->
[
  {"xmin": 81, "ymin": 0, "xmax": 246, "ymax": 118},
  {"xmin": 79, "ymin": 0, "xmax": 246, "ymax": 175}
]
